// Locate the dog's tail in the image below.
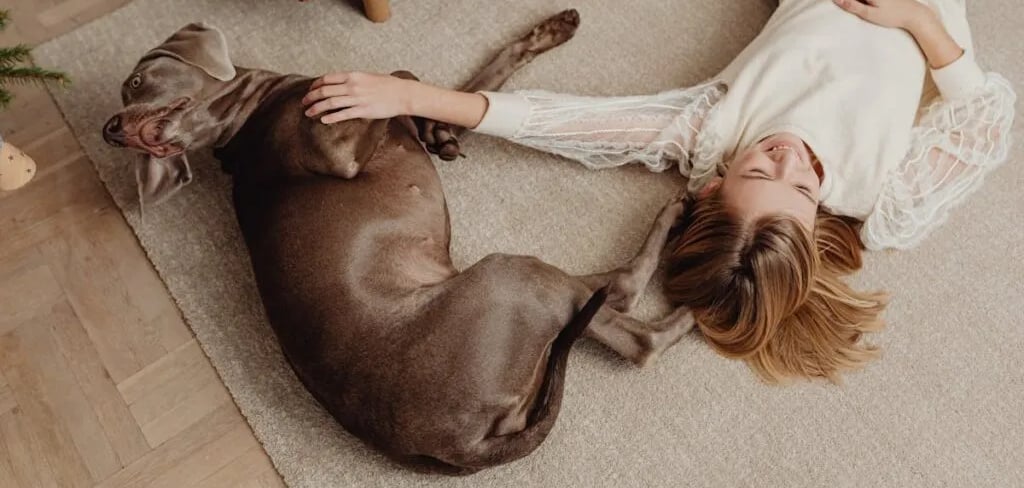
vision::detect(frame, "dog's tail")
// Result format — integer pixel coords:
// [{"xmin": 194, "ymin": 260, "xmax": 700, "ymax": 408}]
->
[{"xmin": 438, "ymin": 286, "xmax": 608, "ymax": 474}]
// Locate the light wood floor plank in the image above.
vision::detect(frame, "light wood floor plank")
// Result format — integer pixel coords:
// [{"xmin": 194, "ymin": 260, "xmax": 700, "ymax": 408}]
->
[
  {"xmin": 0, "ymin": 85, "xmax": 66, "ymax": 148},
  {"xmin": 0, "ymin": 156, "xmax": 113, "ymax": 255},
  {"xmin": 139, "ymin": 373, "xmax": 233, "ymax": 448},
  {"xmin": 243, "ymin": 467, "xmax": 290, "ymax": 488},
  {"xmin": 0, "ymin": 375, "xmax": 16, "ymax": 415},
  {"xmin": 0, "ymin": 258, "xmax": 63, "ymax": 337},
  {"xmin": 89, "ymin": 207, "xmax": 194, "ymax": 350},
  {"xmin": 0, "ymin": 0, "xmax": 132, "ymax": 46},
  {"xmin": 0, "ymin": 408, "xmax": 55, "ymax": 488},
  {"xmin": 48, "ymin": 299, "xmax": 151, "ymax": 468},
  {"xmin": 117, "ymin": 339, "xmax": 209, "ymax": 405},
  {"xmin": 39, "ymin": 210, "xmax": 173, "ymax": 383},
  {"xmin": 23, "ymin": 304, "xmax": 123, "ymax": 482},
  {"xmin": 0, "ymin": 414, "xmax": 20, "ymax": 488},
  {"xmin": 94, "ymin": 403, "xmax": 250, "ymax": 488},
  {"xmin": 0, "ymin": 325, "xmax": 95, "ymax": 487},
  {"xmin": 38, "ymin": 0, "xmax": 133, "ymax": 32},
  {"xmin": 193, "ymin": 443, "xmax": 281, "ymax": 488},
  {"xmin": 146, "ymin": 425, "xmax": 260, "ymax": 488},
  {"xmin": 149, "ymin": 306, "xmax": 196, "ymax": 364},
  {"xmin": 17, "ymin": 127, "xmax": 87, "ymax": 179}
]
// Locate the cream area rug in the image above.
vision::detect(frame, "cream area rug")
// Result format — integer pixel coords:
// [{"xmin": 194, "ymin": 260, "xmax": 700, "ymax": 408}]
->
[{"xmin": 35, "ymin": 0, "xmax": 1023, "ymax": 486}]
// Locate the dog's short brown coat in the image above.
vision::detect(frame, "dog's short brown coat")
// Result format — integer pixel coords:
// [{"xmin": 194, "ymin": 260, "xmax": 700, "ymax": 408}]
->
[{"xmin": 103, "ymin": 12, "xmax": 692, "ymax": 474}]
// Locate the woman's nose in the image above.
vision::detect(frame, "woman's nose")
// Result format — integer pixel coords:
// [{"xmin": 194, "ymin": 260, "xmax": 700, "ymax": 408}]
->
[{"xmin": 770, "ymin": 148, "xmax": 798, "ymax": 174}]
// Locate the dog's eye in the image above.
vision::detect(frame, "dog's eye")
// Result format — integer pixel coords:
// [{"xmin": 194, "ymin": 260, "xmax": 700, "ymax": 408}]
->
[{"xmin": 129, "ymin": 74, "xmax": 143, "ymax": 89}]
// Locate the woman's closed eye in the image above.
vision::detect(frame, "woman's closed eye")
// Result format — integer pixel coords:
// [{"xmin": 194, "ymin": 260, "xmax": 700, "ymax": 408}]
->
[{"xmin": 746, "ymin": 169, "xmax": 815, "ymax": 202}]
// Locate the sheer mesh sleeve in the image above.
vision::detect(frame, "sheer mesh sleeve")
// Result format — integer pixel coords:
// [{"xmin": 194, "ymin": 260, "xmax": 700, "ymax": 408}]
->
[
  {"xmin": 477, "ymin": 82, "xmax": 725, "ymax": 175},
  {"xmin": 861, "ymin": 73, "xmax": 1017, "ymax": 250}
]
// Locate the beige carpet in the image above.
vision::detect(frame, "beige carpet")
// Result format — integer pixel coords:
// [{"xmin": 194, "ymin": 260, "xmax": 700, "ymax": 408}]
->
[{"xmin": 35, "ymin": 0, "xmax": 1024, "ymax": 486}]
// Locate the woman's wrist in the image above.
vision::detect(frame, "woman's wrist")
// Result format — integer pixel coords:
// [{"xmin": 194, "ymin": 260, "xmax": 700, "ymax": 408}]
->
[
  {"xmin": 403, "ymin": 80, "xmax": 433, "ymax": 117},
  {"xmin": 906, "ymin": 15, "xmax": 964, "ymax": 69},
  {"xmin": 406, "ymin": 82, "xmax": 488, "ymax": 129}
]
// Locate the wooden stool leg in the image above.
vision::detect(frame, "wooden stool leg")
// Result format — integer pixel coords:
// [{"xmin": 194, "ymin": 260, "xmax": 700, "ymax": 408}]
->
[{"xmin": 362, "ymin": 0, "xmax": 390, "ymax": 23}]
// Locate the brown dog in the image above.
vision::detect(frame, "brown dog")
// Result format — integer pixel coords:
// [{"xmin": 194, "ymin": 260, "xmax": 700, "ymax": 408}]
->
[{"xmin": 102, "ymin": 12, "xmax": 693, "ymax": 474}]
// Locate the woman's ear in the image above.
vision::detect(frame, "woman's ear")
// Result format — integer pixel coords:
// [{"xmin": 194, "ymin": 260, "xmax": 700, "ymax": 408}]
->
[{"xmin": 698, "ymin": 177, "xmax": 723, "ymax": 199}]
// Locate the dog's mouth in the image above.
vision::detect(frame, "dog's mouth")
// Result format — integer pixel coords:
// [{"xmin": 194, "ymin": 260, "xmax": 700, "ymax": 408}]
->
[
  {"xmin": 104, "ymin": 98, "xmax": 189, "ymax": 158},
  {"xmin": 131, "ymin": 118, "xmax": 184, "ymax": 158}
]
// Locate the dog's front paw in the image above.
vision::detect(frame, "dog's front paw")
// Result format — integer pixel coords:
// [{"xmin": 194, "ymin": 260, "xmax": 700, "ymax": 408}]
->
[
  {"xmin": 637, "ymin": 308, "xmax": 695, "ymax": 367},
  {"xmin": 662, "ymin": 192, "xmax": 690, "ymax": 221},
  {"xmin": 415, "ymin": 118, "xmax": 462, "ymax": 161}
]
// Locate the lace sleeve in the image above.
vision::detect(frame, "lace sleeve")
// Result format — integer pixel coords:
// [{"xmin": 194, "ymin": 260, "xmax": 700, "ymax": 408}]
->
[
  {"xmin": 861, "ymin": 73, "xmax": 1017, "ymax": 250},
  {"xmin": 474, "ymin": 82, "xmax": 725, "ymax": 175}
]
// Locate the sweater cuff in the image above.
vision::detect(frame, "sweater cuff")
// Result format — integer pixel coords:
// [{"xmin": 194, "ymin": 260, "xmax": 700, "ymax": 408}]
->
[
  {"xmin": 930, "ymin": 50, "xmax": 987, "ymax": 101},
  {"xmin": 472, "ymin": 91, "xmax": 531, "ymax": 138}
]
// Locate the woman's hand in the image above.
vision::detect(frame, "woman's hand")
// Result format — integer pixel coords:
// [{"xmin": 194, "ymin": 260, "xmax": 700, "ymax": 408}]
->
[
  {"xmin": 833, "ymin": 0, "xmax": 963, "ymax": 69},
  {"xmin": 831, "ymin": 0, "xmax": 936, "ymax": 31},
  {"xmin": 302, "ymin": 71, "xmax": 419, "ymax": 124}
]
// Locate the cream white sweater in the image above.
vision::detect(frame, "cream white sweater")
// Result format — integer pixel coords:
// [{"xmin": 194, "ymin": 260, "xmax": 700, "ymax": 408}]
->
[{"xmin": 473, "ymin": 0, "xmax": 1016, "ymax": 250}]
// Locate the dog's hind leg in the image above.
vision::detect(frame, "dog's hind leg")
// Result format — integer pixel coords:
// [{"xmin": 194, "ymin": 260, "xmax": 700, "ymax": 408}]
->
[
  {"xmin": 459, "ymin": 9, "xmax": 580, "ymax": 94},
  {"xmin": 419, "ymin": 9, "xmax": 581, "ymax": 159}
]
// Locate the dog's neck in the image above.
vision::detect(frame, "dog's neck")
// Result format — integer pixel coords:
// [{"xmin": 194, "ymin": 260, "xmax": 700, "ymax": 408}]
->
[{"xmin": 202, "ymin": 67, "xmax": 305, "ymax": 150}]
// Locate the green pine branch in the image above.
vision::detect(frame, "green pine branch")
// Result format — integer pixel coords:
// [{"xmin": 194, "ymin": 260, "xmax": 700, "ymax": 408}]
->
[
  {"xmin": 0, "ymin": 66, "xmax": 70, "ymax": 87},
  {"xmin": 0, "ymin": 10, "xmax": 70, "ymax": 110},
  {"xmin": 0, "ymin": 45, "xmax": 32, "ymax": 67}
]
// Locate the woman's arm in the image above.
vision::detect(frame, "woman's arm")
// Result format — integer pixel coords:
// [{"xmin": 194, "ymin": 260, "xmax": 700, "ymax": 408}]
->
[
  {"xmin": 468, "ymin": 84, "xmax": 724, "ymax": 172},
  {"xmin": 834, "ymin": 0, "xmax": 1018, "ymax": 250},
  {"xmin": 301, "ymin": 72, "xmax": 489, "ymax": 128},
  {"xmin": 302, "ymin": 72, "xmax": 726, "ymax": 173},
  {"xmin": 862, "ymin": 75, "xmax": 1016, "ymax": 250}
]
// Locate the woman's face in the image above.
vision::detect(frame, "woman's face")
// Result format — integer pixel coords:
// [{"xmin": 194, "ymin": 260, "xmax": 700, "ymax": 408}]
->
[{"xmin": 709, "ymin": 132, "xmax": 822, "ymax": 230}]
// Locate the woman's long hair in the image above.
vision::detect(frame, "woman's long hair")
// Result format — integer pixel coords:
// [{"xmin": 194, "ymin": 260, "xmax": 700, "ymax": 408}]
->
[{"xmin": 664, "ymin": 193, "xmax": 888, "ymax": 383}]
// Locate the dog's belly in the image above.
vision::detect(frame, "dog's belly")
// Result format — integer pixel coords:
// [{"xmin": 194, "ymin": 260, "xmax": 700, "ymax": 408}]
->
[
  {"xmin": 240, "ymin": 168, "xmax": 451, "ymax": 312},
  {"xmin": 235, "ymin": 157, "xmax": 451, "ymax": 340},
  {"xmin": 229, "ymin": 141, "xmax": 564, "ymax": 465}
]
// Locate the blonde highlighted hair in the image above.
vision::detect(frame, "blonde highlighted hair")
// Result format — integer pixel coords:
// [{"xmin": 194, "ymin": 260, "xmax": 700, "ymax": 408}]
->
[{"xmin": 664, "ymin": 193, "xmax": 888, "ymax": 383}]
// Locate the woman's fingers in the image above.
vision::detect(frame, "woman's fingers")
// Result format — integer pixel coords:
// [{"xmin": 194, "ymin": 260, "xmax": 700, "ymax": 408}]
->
[
  {"xmin": 305, "ymin": 96, "xmax": 359, "ymax": 117},
  {"xmin": 301, "ymin": 71, "xmax": 407, "ymax": 123},
  {"xmin": 833, "ymin": 0, "xmax": 872, "ymax": 18},
  {"xmin": 302, "ymin": 83, "xmax": 352, "ymax": 106},
  {"xmin": 309, "ymin": 72, "xmax": 351, "ymax": 91},
  {"xmin": 321, "ymin": 107, "xmax": 366, "ymax": 124}
]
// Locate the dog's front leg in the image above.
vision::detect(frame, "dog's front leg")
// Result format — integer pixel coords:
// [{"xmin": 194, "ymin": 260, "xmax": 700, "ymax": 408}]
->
[
  {"xmin": 585, "ymin": 305, "xmax": 694, "ymax": 367},
  {"xmin": 577, "ymin": 194, "xmax": 688, "ymax": 313}
]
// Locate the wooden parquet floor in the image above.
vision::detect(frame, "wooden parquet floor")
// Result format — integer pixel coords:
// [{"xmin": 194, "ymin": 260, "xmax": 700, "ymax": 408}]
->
[{"xmin": 0, "ymin": 2, "xmax": 286, "ymax": 486}]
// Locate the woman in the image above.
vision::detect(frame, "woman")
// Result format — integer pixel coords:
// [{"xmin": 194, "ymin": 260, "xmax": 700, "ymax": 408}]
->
[{"xmin": 301, "ymin": 0, "xmax": 1016, "ymax": 382}]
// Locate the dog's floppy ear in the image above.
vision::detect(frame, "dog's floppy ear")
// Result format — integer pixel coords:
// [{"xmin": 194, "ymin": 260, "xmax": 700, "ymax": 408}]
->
[
  {"xmin": 135, "ymin": 153, "xmax": 193, "ymax": 207},
  {"xmin": 143, "ymin": 23, "xmax": 236, "ymax": 81}
]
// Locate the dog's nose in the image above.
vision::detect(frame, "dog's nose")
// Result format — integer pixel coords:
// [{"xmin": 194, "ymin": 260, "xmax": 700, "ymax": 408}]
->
[
  {"xmin": 103, "ymin": 115, "xmax": 126, "ymax": 146},
  {"xmin": 104, "ymin": 115, "xmax": 123, "ymax": 135}
]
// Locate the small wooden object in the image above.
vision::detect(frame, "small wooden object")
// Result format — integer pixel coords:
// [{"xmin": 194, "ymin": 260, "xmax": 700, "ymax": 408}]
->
[
  {"xmin": 363, "ymin": 0, "xmax": 390, "ymax": 23},
  {"xmin": 0, "ymin": 137, "xmax": 36, "ymax": 191}
]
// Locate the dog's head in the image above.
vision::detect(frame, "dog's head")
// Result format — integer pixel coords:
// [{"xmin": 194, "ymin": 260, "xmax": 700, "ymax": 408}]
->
[{"xmin": 103, "ymin": 23, "xmax": 238, "ymax": 205}]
